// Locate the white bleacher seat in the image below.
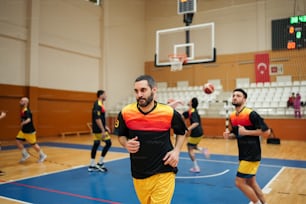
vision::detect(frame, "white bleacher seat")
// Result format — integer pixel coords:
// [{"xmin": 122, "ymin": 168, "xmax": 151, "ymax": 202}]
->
[
  {"xmin": 284, "ymin": 81, "xmax": 292, "ymax": 86},
  {"xmin": 236, "ymin": 78, "xmax": 250, "ymax": 88},
  {"xmin": 293, "ymin": 81, "xmax": 300, "ymax": 86},
  {"xmin": 263, "ymin": 82, "xmax": 271, "ymax": 88},
  {"xmin": 256, "ymin": 82, "xmax": 263, "ymax": 88},
  {"xmin": 292, "ymin": 86, "xmax": 300, "ymax": 93},
  {"xmin": 254, "ymin": 101, "xmax": 262, "ymax": 108},
  {"xmin": 262, "ymin": 101, "xmax": 270, "ymax": 108},
  {"xmin": 250, "ymin": 83, "xmax": 256, "ymax": 88},
  {"xmin": 267, "ymin": 108, "xmax": 275, "ymax": 116},
  {"xmin": 301, "ymin": 80, "xmax": 306, "ymax": 86},
  {"xmin": 271, "ymin": 82, "xmax": 278, "ymax": 87},
  {"xmin": 277, "ymin": 81, "xmax": 286, "ymax": 86},
  {"xmin": 270, "ymin": 101, "xmax": 279, "ymax": 108},
  {"xmin": 257, "ymin": 108, "xmax": 268, "ymax": 115},
  {"xmin": 286, "ymin": 109, "xmax": 294, "ymax": 116},
  {"xmin": 275, "ymin": 108, "xmax": 285, "ymax": 115}
]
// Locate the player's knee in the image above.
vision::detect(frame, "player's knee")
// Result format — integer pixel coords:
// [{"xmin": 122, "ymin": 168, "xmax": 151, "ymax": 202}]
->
[
  {"xmin": 93, "ymin": 140, "xmax": 100, "ymax": 148},
  {"xmin": 235, "ymin": 177, "xmax": 244, "ymax": 189},
  {"xmin": 105, "ymin": 139, "xmax": 112, "ymax": 148}
]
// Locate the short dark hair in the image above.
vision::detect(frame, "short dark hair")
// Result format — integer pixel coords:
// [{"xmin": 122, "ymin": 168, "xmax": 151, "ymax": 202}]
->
[
  {"xmin": 97, "ymin": 90, "xmax": 105, "ymax": 98},
  {"xmin": 233, "ymin": 88, "xmax": 247, "ymax": 99},
  {"xmin": 191, "ymin": 97, "xmax": 198, "ymax": 108},
  {"xmin": 135, "ymin": 75, "xmax": 156, "ymax": 89}
]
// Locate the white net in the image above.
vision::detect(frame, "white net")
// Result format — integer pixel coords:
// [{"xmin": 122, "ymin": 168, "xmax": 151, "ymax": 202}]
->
[{"xmin": 169, "ymin": 54, "xmax": 186, "ymax": 72}]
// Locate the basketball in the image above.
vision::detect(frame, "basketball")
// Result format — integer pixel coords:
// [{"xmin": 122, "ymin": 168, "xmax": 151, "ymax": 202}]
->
[{"xmin": 203, "ymin": 83, "xmax": 214, "ymax": 94}]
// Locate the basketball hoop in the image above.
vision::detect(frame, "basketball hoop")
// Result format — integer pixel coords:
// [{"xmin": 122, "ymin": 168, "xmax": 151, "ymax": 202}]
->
[{"xmin": 168, "ymin": 54, "xmax": 187, "ymax": 72}]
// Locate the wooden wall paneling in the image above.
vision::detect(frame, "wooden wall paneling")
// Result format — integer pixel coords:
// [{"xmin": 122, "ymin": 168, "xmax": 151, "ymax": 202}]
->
[
  {"xmin": 37, "ymin": 88, "xmax": 96, "ymax": 137},
  {"xmin": 0, "ymin": 84, "xmax": 29, "ymax": 140},
  {"xmin": 0, "ymin": 85, "xmax": 96, "ymax": 139}
]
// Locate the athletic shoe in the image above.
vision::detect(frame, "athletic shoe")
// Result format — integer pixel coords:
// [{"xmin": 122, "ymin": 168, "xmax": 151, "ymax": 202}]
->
[
  {"xmin": 88, "ymin": 165, "xmax": 98, "ymax": 172},
  {"xmin": 97, "ymin": 163, "xmax": 108, "ymax": 172},
  {"xmin": 189, "ymin": 167, "xmax": 200, "ymax": 173},
  {"xmin": 0, "ymin": 170, "xmax": 5, "ymax": 176},
  {"xmin": 202, "ymin": 148, "xmax": 210, "ymax": 159},
  {"xmin": 20, "ymin": 154, "xmax": 30, "ymax": 163},
  {"xmin": 38, "ymin": 154, "xmax": 47, "ymax": 163}
]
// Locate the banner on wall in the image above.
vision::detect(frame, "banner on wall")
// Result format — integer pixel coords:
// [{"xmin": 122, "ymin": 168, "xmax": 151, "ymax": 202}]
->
[
  {"xmin": 269, "ymin": 64, "xmax": 284, "ymax": 75},
  {"xmin": 254, "ymin": 53, "xmax": 270, "ymax": 83}
]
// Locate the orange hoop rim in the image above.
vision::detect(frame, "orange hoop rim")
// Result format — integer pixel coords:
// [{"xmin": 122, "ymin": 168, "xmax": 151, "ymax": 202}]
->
[{"xmin": 168, "ymin": 54, "xmax": 187, "ymax": 62}]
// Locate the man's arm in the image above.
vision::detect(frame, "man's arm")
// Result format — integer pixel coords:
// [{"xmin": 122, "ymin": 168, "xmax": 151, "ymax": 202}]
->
[
  {"xmin": 95, "ymin": 118, "xmax": 105, "ymax": 132},
  {"xmin": 163, "ymin": 132, "xmax": 186, "ymax": 168},
  {"xmin": 238, "ymin": 126, "xmax": 271, "ymax": 138},
  {"xmin": 118, "ymin": 136, "xmax": 140, "ymax": 153}
]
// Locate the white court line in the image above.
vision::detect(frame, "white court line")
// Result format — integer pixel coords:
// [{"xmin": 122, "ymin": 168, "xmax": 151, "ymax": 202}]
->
[
  {"xmin": 176, "ymin": 169, "xmax": 230, "ymax": 179},
  {"xmin": 262, "ymin": 166, "xmax": 286, "ymax": 194},
  {"xmin": 0, "ymin": 196, "xmax": 32, "ymax": 204},
  {"xmin": 180, "ymin": 157, "xmax": 288, "ymax": 169},
  {"xmin": 0, "ymin": 156, "xmax": 129, "ymax": 185}
]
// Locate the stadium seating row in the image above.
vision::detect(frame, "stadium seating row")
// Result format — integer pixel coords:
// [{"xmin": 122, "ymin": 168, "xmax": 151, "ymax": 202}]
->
[{"xmin": 109, "ymin": 80, "xmax": 305, "ymax": 117}]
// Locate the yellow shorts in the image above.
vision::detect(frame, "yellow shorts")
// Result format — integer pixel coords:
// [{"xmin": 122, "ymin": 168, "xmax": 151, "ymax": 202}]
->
[
  {"xmin": 93, "ymin": 132, "xmax": 111, "ymax": 141},
  {"xmin": 237, "ymin": 160, "xmax": 260, "ymax": 178},
  {"xmin": 16, "ymin": 130, "xmax": 37, "ymax": 144},
  {"xmin": 133, "ymin": 172, "xmax": 175, "ymax": 204},
  {"xmin": 187, "ymin": 136, "xmax": 202, "ymax": 146}
]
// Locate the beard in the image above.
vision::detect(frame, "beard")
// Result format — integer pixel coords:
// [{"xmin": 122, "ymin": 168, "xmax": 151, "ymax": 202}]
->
[
  {"xmin": 137, "ymin": 92, "xmax": 154, "ymax": 107},
  {"xmin": 232, "ymin": 101, "xmax": 242, "ymax": 107}
]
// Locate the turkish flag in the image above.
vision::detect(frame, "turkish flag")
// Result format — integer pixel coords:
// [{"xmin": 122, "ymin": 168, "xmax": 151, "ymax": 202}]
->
[{"xmin": 254, "ymin": 53, "xmax": 270, "ymax": 83}]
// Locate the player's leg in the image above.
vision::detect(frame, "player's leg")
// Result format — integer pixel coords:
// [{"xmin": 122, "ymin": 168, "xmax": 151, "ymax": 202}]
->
[
  {"xmin": 187, "ymin": 141, "xmax": 200, "ymax": 172},
  {"xmin": 236, "ymin": 161, "xmax": 262, "ymax": 203},
  {"xmin": 196, "ymin": 137, "xmax": 210, "ymax": 159},
  {"xmin": 247, "ymin": 176, "xmax": 266, "ymax": 204},
  {"xmin": 88, "ymin": 134, "xmax": 101, "ymax": 172},
  {"xmin": 97, "ymin": 133, "xmax": 112, "ymax": 171},
  {"xmin": 16, "ymin": 131, "xmax": 30, "ymax": 162},
  {"xmin": 150, "ymin": 172, "xmax": 175, "ymax": 204},
  {"xmin": 26, "ymin": 132, "xmax": 47, "ymax": 162},
  {"xmin": 235, "ymin": 177, "xmax": 261, "ymax": 203}
]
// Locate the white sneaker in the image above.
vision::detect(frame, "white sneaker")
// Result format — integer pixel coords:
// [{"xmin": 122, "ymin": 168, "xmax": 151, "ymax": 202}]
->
[
  {"xmin": 38, "ymin": 154, "xmax": 47, "ymax": 163},
  {"xmin": 20, "ymin": 154, "xmax": 30, "ymax": 163},
  {"xmin": 189, "ymin": 167, "xmax": 200, "ymax": 173},
  {"xmin": 201, "ymin": 148, "xmax": 210, "ymax": 159}
]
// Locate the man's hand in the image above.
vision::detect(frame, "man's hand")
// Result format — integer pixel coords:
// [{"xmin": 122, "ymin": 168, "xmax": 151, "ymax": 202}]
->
[
  {"xmin": 163, "ymin": 150, "xmax": 180, "ymax": 167},
  {"xmin": 125, "ymin": 137, "xmax": 140, "ymax": 153},
  {"xmin": 238, "ymin": 125, "xmax": 247, "ymax": 136},
  {"xmin": 223, "ymin": 129, "xmax": 231, "ymax": 139}
]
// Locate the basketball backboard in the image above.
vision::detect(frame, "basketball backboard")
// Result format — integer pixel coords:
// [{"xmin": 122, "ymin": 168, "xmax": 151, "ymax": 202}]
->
[{"xmin": 155, "ymin": 22, "xmax": 216, "ymax": 67}]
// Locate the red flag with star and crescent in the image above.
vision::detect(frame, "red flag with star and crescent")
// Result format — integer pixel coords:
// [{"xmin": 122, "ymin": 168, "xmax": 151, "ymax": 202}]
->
[{"xmin": 254, "ymin": 53, "xmax": 270, "ymax": 83}]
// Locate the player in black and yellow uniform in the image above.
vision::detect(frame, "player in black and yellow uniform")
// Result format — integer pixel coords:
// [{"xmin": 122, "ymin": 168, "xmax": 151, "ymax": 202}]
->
[
  {"xmin": 182, "ymin": 97, "xmax": 210, "ymax": 173},
  {"xmin": 223, "ymin": 88, "xmax": 270, "ymax": 204},
  {"xmin": 115, "ymin": 75, "xmax": 187, "ymax": 204},
  {"xmin": 16, "ymin": 97, "xmax": 47, "ymax": 163},
  {"xmin": 88, "ymin": 90, "xmax": 112, "ymax": 172}
]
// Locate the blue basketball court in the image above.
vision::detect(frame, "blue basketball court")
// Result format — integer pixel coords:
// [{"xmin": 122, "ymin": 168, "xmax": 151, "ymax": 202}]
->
[{"xmin": 0, "ymin": 142, "xmax": 305, "ymax": 204}]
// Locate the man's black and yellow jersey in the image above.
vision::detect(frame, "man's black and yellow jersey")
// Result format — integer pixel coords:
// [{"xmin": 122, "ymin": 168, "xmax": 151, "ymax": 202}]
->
[
  {"xmin": 229, "ymin": 107, "xmax": 269, "ymax": 161},
  {"xmin": 115, "ymin": 102, "xmax": 187, "ymax": 179}
]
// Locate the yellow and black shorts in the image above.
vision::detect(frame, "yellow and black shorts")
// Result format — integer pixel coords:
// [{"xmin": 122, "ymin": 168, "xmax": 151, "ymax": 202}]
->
[
  {"xmin": 237, "ymin": 160, "xmax": 260, "ymax": 178},
  {"xmin": 16, "ymin": 131, "xmax": 37, "ymax": 145},
  {"xmin": 133, "ymin": 172, "xmax": 175, "ymax": 204},
  {"xmin": 93, "ymin": 132, "xmax": 111, "ymax": 141},
  {"xmin": 187, "ymin": 136, "xmax": 202, "ymax": 146}
]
